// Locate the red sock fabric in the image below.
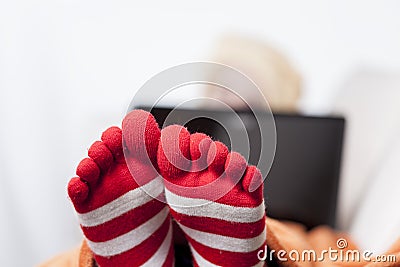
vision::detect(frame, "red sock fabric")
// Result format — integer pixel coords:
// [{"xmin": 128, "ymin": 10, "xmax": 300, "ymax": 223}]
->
[
  {"xmin": 68, "ymin": 110, "xmax": 174, "ymax": 267},
  {"xmin": 157, "ymin": 125, "xmax": 267, "ymax": 267}
]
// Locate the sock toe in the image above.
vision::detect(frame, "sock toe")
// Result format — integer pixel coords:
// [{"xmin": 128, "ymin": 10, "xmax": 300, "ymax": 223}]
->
[
  {"xmin": 225, "ymin": 152, "xmax": 247, "ymax": 181},
  {"xmin": 68, "ymin": 177, "xmax": 89, "ymax": 205},
  {"xmin": 207, "ymin": 141, "xmax": 229, "ymax": 175},
  {"xmin": 190, "ymin": 133, "xmax": 212, "ymax": 171},
  {"xmin": 122, "ymin": 110, "xmax": 161, "ymax": 164},
  {"xmin": 76, "ymin": 158, "xmax": 100, "ymax": 185},
  {"xmin": 88, "ymin": 141, "xmax": 113, "ymax": 172},
  {"xmin": 242, "ymin": 165, "xmax": 263, "ymax": 193},
  {"xmin": 101, "ymin": 126, "xmax": 123, "ymax": 161},
  {"xmin": 158, "ymin": 125, "xmax": 191, "ymax": 179}
]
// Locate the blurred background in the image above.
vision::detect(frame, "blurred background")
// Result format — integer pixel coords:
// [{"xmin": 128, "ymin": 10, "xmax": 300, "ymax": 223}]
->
[{"xmin": 1, "ymin": 1, "xmax": 400, "ymax": 266}]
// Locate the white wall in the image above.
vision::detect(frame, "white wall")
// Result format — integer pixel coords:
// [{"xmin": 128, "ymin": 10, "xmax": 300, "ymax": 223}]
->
[{"xmin": 1, "ymin": 1, "xmax": 400, "ymax": 265}]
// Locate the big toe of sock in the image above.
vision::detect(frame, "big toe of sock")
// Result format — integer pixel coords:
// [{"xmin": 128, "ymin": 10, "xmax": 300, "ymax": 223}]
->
[
  {"xmin": 157, "ymin": 125, "xmax": 191, "ymax": 180},
  {"xmin": 122, "ymin": 109, "xmax": 161, "ymax": 165}
]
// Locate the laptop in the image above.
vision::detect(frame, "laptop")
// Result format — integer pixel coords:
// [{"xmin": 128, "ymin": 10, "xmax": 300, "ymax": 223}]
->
[{"xmin": 134, "ymin": 106, "xmax": 345, "ymax": 229}]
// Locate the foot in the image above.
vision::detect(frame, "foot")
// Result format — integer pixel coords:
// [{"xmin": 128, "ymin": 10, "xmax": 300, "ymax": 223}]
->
[
  {"xmin": 158, "ymin": 125, "xmax": 266, "ymax": 267},
  {"xmin": 68, "ymin": 110, "xmax": 174, "ymax": 267}
]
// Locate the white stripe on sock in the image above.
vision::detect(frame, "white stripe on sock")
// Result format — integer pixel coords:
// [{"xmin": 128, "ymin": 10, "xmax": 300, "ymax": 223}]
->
[
  {"xmin": 191, "ymin": 246, "xmax": 220, "ymax": 267},
  {"xmin": 190, "ymin": 245, "xmax": 265, "ymax": 267},
  {"xmin": 78, "ymin": 177, "xmax": 164, "ymax": 227},
  {"xmin": 165, "ymin": 188, "xmax": 265, "ymax": 223},
  {"xmin": 178, "ymin": 222, "xmax": 266, "ymax": 253},
  {"xmin": 87, "ymin": 206, "xmax": 169, "ymax": 257},
  {"xmin": 141, "ymin": 220, "xmax": 172, "ymax": 267}
]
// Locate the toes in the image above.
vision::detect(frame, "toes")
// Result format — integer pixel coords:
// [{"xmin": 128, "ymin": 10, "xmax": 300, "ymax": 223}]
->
[
  {"xmin": 225, "ymin": 151, "xmax": 247, "ymax": 181},
  {"xmin": 88, "ymin": 141, "xmax": 113, "ymax": 172},
  {"xmin": 101, "ymin": 126, "xmax": 123, "ymax": 161},
  {"xmin": 157, "ymin": 125, "xmax": 191, "ymax": 179},
  {"xmin": 76, "ymin": 158, "xmax": 100, "ymax": 185},
  {"xmin": 190, "ymin": 133, "xmax": 212, "ymax": 170},
  {"xmin": 207, "ymin": 141, "xmax": 229, "ymax": 175},
  {"xmin": 122, "ymin": 110, "xmax": 161, "ymax": 164},
  {"xmin": 242, "ymin": 165, "xmax": 263, "ymax": 193},
  {"xmin": 68, "ymin": 177, "xmax": 89, "ymax": 204}
]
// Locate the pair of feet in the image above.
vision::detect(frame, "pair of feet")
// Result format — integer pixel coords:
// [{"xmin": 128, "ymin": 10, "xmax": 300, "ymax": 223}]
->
[{"xmin": 68, "ymin": 110, "xmax": 266, "ymax": 267}]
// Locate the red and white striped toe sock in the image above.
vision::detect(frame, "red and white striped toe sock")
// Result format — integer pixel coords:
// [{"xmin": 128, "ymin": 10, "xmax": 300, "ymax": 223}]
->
[
  {"xmin": 67, "ymin": 110, "xmax": 174, "ymax": 267},
  {"xmin": 157, "ymin": 125, "xmax": 266, "ymax": 267}
]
